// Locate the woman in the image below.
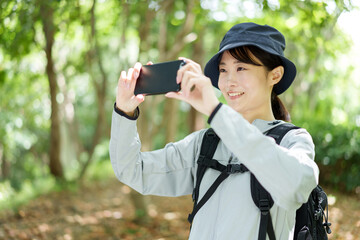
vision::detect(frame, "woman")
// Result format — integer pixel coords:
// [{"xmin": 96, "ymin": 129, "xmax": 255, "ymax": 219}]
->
[{"xmin": 110, "ymin": 22, "xmax": 319, "ymax": 239}]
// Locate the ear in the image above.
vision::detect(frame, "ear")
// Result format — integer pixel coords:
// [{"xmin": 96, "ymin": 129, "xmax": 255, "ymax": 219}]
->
[{"xmin": 268, "ymin": 66, "xmax": 284, "ymax": 86}]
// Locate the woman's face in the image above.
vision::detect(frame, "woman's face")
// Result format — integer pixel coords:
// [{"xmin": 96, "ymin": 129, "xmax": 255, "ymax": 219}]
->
[{"xmin": 218, "ymin": 51, "xmax": 276, "ymax": 121}]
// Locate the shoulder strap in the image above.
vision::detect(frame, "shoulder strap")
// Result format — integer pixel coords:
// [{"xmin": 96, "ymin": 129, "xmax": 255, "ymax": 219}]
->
[
  {"xmin": 251, "ymin": 173, "xmax": 276, "ymax": 240},
  {"xmin": 193, "ymin": 128, "xmax": 220, "ymax": 204},
  {"xmin": 188, "ymin": 171, "xmax": 230, "ymax": 224},
  {"xmin": 252, "ymin": 122, "xmax": 301, "ymax": 240},
  {"xmin": 265, "ymin": 122, "xmax": 300, "ymax": 144},
  {"xmin": 188, "ymin": 128, "xmax": 222, "ymax": 224},
  {"xmin": 188, "ymin": 128, "xmax": 248, "ymax": 225}
]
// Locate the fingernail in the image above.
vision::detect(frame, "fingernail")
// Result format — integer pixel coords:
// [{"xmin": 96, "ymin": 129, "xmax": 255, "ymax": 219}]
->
[{"xmin": 135, "ymin": 71, "xmax": 139, "ymax": 79}]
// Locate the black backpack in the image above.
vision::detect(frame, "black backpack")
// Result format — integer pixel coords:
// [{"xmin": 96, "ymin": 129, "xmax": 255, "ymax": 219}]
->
[{"xmin": 188, "ymin": 123, "xmax": 331, "ymax": 240}]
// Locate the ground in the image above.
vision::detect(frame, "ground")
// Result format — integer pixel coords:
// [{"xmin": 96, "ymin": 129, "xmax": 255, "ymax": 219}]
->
[{"xmin": 0, "ymin": 178, "xmax": 359, "ymax": 240}]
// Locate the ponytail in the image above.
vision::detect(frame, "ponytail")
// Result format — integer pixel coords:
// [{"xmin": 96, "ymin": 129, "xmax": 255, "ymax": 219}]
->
[{"xmin": 271, "ymin": 91, "xmax": 291, "ymax": 122}]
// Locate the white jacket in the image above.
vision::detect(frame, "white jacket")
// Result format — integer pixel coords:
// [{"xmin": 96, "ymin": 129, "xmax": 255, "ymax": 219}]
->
[{"xmin": 109, "ymin": 103, "xmax": 319, "ymax": 240}]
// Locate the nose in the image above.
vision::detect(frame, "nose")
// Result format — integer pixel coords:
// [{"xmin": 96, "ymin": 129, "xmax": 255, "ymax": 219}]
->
[{"xmin": 226, "ymin": 72, "xmax": 238, "ymax": 87}]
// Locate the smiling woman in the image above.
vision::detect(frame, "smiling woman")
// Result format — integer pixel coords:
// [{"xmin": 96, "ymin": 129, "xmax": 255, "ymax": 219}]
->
[{"xmin": 110, "ymin": 22, "xmax": 320, "ymax": 240}]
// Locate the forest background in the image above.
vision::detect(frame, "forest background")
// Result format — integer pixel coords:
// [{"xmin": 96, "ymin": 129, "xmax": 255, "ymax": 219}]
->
[{"xmin": 0, "ymin": 0, "xmax": 359, "ymax": 239}]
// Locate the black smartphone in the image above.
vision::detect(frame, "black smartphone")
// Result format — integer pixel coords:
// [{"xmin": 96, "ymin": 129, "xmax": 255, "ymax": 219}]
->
[{"xmin": 134, "ymin": 60, "xmax": 186, "ymax": 95}]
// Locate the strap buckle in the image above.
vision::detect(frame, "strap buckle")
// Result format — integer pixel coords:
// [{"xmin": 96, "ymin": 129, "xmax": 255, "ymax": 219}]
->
[
  {"xmin": 226, "ymin": 164, "xmax": 248, "ymax": 174},
  {"xmin": 198, "ymin": 155, "xmax": 218, "ymax": 168},
  {"xmin": 259, "ymin": 199, "xmax": 270, "ymax": 214}
]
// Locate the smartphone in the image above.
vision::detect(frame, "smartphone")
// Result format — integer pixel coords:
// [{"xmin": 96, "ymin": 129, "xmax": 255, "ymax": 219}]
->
[{"xmin": 134, "ymin": 60, "xmax": 186, "ymax": 95}]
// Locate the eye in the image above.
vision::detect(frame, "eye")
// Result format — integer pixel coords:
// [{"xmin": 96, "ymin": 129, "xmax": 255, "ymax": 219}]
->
[
  {"xmin": 237, "ymin": 67, "xmax": 246, "ymax": 71},
  {"xmin": 219, "ymin": 68, "xmax": 226, "ymax": 73}
]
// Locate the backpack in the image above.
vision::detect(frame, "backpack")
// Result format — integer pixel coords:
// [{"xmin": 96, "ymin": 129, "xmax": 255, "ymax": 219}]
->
[{"xmin": 188, "ymin": 123, "xmax": 331, "ymax": 240}]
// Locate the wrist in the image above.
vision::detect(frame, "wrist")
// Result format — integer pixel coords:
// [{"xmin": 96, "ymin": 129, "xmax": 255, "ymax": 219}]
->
[
  {"xmin": 115, "ymin": 103, "xmax": 135, "ymax": 117},
  {"xmin": 207, "ymin": 99, "xmax": 221, "ymax": 116},
  {"xmin": 122, "ymin": 109, "xmax": 135, "ymax": 117},
  {"xmin": 114, "ymin": 103, "xmax": 139, "ymax": 120},
  {"xmin": 207, "ymin": 102, "xmax": 223, "ymax": 125}
]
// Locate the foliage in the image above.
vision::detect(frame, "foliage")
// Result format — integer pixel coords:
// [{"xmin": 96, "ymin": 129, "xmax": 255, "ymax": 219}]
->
[
  {"xmin": 305, "ymin": 120, "xmax": 360, "ymax": 192},
  {"xmin": 0, "ymin": 0, "xmax": 359, "ymax": 212}
]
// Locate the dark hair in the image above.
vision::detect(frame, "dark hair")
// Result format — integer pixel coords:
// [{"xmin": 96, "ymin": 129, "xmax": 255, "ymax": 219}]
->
[{"xmin": 228, "ymin": 46, "xmax": 291, "ymax": 122}]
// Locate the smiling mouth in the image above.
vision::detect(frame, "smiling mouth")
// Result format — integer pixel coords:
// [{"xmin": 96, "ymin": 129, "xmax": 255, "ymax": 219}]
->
[{"xmin": 228, "ymin": 92, "xmax": 244, "ymax": 97}]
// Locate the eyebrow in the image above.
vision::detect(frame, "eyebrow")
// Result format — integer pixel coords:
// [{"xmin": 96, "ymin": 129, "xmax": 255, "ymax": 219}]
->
[{"xmin": 219, "ymin": 60, "xmax": 242, "ymax": 66}]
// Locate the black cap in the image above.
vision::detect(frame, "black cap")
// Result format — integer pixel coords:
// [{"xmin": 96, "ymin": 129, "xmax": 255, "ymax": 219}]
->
[{"xmin": 204, "ymin": 22, "xmax": 296, "ymax": 95}]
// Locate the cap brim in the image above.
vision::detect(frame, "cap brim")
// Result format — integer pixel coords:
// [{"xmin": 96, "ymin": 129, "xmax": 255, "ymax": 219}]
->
[{"xmin": 204, "ymin": 43, "xmax": 296, "ymax": 95}]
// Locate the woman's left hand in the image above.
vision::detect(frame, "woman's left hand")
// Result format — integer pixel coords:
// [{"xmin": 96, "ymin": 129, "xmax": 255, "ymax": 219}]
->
[{"xmin": 165, "ymin": 58, "xmax": 220, "ymax": 116}]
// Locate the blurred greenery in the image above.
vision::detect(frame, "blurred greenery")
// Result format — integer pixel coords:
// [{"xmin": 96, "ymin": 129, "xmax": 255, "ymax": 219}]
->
[{"xmin": 0, "ymin": 0, "xmax": 359, "ymax": 210}]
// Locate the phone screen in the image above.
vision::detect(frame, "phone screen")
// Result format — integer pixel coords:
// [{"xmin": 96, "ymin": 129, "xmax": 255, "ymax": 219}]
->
[{"xmin": 134, "ymin": 60, "xmax": 185, "ymax": 95}]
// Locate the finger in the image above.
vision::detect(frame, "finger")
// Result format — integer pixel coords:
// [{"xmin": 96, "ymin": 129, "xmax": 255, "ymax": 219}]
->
[
  {"xmin": 177, "ymin": 61, "xmax": 201, "ymax": 85},
  {"xmin": 179, "ymin": 57, "xmax": 190, "ymax": 64},
  {"xmin": 176, "ymin": 67, "xmax": 184, "ymax": 84},
  {"xmin": 182, "ymin": 71, "xmax": 197, "ymax": 96},
  {"xmin": 185, "ymin": 78, "xmax": 196, "ymax": 97},
  {"xmin": 127, "ymin": 68, "xmax": 134, "ymax": 80},
  {"xmin": 129, "ymin": 63, "xmax": 142, "ymax": 91},
  {"xmin": 117, "ymin": 71, "xmax": 128, "ymax": 106},
  {"xmin": 179, "ymin": 57, "xmax": 199, "ymax": 69},
  {"xmin": 126, "ymin": 68, "xmax": 134, "ymax": 89},
  {"xmin": 147, "ymin": 61, "xmax": 153, "ymax": 65},
  {"xmin": 177, "ymin": 64, "xmax": 193, "ymax": 85},
  {"xmin": 177, "ymin": 57, "xmax": 190, "ymax": 84},
  {"xmin": 119, "ymin": 71, "xmax": 127, "ymax": 89},
  {"xmin": 133, "ymin": 62, "xmax": 142, "ymax": 80}
]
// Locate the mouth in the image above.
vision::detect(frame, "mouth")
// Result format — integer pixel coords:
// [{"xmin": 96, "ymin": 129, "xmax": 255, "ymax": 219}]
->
[{"xmin": 227, "ymin": 91, "xmax": 245, "ymax": 98}]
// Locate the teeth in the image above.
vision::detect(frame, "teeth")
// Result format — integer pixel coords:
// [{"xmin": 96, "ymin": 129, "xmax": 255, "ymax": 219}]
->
[{"xmin": 228, "ymin": 92, "xmax": 244, "ymax": 97}]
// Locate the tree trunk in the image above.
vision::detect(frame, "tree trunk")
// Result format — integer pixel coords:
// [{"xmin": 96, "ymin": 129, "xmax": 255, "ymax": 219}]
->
[
  {"xmin": 137, "ymin": 4, "xmax": 157, "ymax": 150},
  {"xmin": 122, "ymin": 2, "xmax": 157, "ymax": 224},
  {"xmin": 40, "ymin": 0, "xmax": 64, "ymax": 179},
  {"xmin": 160, "ymin": 0, "xmax": 197, "ymax": 143},
  {"xmin": 0, "ymin": 144, "xmax": 10, "ymax": 180},
  {"xmin": 188, "ymin": 25, "xmax": 206, "ymax": 132},
  {"xmin": 78, "ymin": 0, "xmax": 107, "ymax": 180},
  {"xmin": 164, "ymin": 99, "xmax": 179, "ymax": 142}
]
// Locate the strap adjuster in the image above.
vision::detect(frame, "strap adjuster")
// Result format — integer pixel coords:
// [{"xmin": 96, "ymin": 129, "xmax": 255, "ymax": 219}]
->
[
  {"xmin": 197, "ymin": 155, "xmax": 205, "ymax": 164},
  {"xmin": 259, "ymin": 199, "xmax": 270, "ymax": 214},
  {"xmin": 191, "ymin": 189, "xmax": 196, "ymax": 202},
  {"xmin": 226, "ymin": 164, "xmax": 248, "ymax": 174},
  {"xmin": 198, "ymin": 155, "xmax": 218, "ymax": 168}
]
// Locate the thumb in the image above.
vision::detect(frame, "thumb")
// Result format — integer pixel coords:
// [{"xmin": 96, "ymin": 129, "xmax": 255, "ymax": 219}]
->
[
  {"xmin": 135, "ymin": 94, "xmax": 145, "ymax": 103},
  {"xmin": 165, "ymin": 92, "xmax": 185, "ymax": 101},
  {"xmin": 133, "ymin": 94, "xmax": 145, "ymax": 105},
  {"xmin": 129, "ymin": 94, "xmax": 145, "ymax": 109}
]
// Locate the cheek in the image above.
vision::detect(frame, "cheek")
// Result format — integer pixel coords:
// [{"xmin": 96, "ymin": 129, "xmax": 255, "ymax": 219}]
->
[{"xmin": 218, "ymin": 76, "xmax": 226, "ymax": 92}]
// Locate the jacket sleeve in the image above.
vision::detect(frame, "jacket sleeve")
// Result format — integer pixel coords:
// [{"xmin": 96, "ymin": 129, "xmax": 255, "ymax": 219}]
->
[
  {"xmin": 109, "ymin": 109, "xmax": 203, "ymax": 197},
  {"xmin": 209, "ymin": 104, "xmax": 319, "ymax": 211}
]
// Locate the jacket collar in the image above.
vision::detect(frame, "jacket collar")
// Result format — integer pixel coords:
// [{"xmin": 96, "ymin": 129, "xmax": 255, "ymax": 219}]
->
[{"xmin": 252, "ymin": 119, "xmax": 285, "ymax": 133}]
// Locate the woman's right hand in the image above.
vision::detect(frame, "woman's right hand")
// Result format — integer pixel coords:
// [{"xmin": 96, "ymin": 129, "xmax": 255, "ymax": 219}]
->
[{"xmin": 116, "ymin": 62, "xmax": 145, "ymax": 117}]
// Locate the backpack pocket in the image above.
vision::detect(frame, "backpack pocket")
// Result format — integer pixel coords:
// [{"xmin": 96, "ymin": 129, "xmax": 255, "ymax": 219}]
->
[{"xmin": 296, "ymin": 226, "xmax": 313, "ymax": 240}]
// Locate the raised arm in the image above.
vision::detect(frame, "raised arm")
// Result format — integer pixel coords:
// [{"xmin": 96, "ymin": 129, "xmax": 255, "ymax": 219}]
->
[
  {"xmin": 209, "ymin": 104, "xmax": 319, "ymax": 211},
  {"xmin": 109, "ymin": 108, "xmax": 204, "ymax": 196}
]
